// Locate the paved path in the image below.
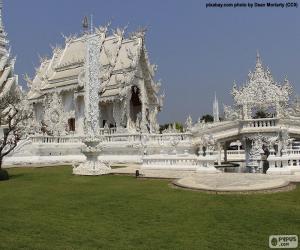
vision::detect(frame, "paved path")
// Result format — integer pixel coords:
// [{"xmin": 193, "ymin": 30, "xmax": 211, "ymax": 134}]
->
[{"xmin": 113, "ymin": 165, "xmax": 300, "ymax": 192}]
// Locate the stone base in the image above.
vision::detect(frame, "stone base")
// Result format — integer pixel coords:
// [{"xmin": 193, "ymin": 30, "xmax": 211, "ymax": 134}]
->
[
  {"xmin": 286, "ymin": 166, "xmax": 300, "ymax": 174},
  {"xmin": 141, "ymin": 165, "xmax": 196, "ymax": 171},
  {"xmin": 266, "ymin": 167, "xmax": 293, "ymax": 175},
  {"xmin": 196, "ymin": 167, "xmax": 221, "ymax": 174},
  {"xmin": 4, "ymin": 155, "xmax": 85, "ymax": 167},
  {"xmin": 73, "ymin": 161, "xmax": 111, "ymax": 176}
]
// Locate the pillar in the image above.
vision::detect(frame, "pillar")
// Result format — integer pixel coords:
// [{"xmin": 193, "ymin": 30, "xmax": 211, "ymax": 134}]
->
[
  {"xmin": 217, "ymin": 142, "xmax": 222, "ymax": 165},
  {"xmin": 224, "ymin": 142, "xmax": 228, "ymax": 162}
]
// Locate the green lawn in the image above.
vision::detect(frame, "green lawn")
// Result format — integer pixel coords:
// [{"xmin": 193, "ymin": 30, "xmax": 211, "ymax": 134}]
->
[{"xmin": 0, "ymin": 167, "xmax": 299, "ymax": 250}]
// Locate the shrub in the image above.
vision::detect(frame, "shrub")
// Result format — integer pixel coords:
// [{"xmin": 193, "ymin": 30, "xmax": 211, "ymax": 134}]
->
[{"xmin": 0, "ymin": 169, "xmax": 9, "ymax": 181}]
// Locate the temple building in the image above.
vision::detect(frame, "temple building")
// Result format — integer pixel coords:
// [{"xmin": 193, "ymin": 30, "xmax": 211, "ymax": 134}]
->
[
  {"xmin": 26, "ymin": 24, "xmax": 164, "ymax": 136},
  {"xmin": 2, "ymin": 0, "xmax": 300, "ymax": 177}
]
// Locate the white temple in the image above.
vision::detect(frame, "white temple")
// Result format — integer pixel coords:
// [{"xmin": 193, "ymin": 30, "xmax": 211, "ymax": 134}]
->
[
  {"xmin": 26, "ymin": 25, "xmax": 163, "ymax": 136},
  {"xmin": 2, "ymin": 2, "xmax": 300, "ymax": 177}
]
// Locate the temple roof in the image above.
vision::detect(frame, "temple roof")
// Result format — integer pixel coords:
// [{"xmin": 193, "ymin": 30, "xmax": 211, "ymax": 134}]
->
[
  {"xmin": 27, "ymin": 26, "xmax": 160, "ymax": 105},
  {"xmin": 231, "ymin": 52, "xmax": 292, "ymax": 108}
]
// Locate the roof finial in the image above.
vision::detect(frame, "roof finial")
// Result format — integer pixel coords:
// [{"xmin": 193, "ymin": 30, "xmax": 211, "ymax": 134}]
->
[
  {"xmin": 256, "ymin": 50, "xmax": 260, "ymax": 59},
  {"xmin": 256, "ymin": 50, "xmax": 262, "ymax": 69},
  {"xmin": 90, "ymin": 14, "xmax": 94, "ymax": 34},
  {"xmin": 82, "ymin": 16, "xmax": 89, "ymax": 34}
]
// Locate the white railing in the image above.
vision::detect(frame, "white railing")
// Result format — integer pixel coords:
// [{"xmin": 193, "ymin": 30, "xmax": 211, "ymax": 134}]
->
[
  {"xmin": 30, "ymin": 132, "xmax": 192, "ymax": 144},
  {"xmin": 31, "ymin": 135, "xmax": 82, "ymax": 144},
  {"xmin": 226, "ymin": 150, "xmax": 245, "ymax": 155},
  {"xmin": 286, "ymin": 149, "xmax": 300, "ymax": 155},
  {"xmin": 98, "ymin": 128, "xmax": 117, "ymax": 135},
  {"xmin": 143, "ymin": 155, "xmax": 198, "ymax": 166},
  {"xmin": 242, "ymin": 118, "xmax": 278, "ymax": 128},
  {"xmin": 268, "ymin": 149, "xmax": 300, "ymax": 170},
  {"xmin": 143, "ymin": 151, "xmax": 218, "ymax": 169},
  {"xmin": 102, "ymin": 133, "xmax": 141, "ymax": 142},
  {"xmin": 148, "ymin": 133, "xmax": 192, "ymax": 142}
]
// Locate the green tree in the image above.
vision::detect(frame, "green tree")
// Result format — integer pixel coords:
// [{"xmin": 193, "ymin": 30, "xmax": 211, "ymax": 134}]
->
[
  {"xmin": 200, "ymin": 114, "xmax": 214, "ymax": 123},
  {"xmin": 159, "ymin": 122, "xmax": 183, "ymax": 133},
  {"xmin": 254, "ymin": 110, "xmax": 269, "ymax": 119}
]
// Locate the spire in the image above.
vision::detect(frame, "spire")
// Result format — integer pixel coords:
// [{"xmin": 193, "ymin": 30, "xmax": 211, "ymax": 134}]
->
[
  {"xmin": 0, "ymin": 0, "xmax": 4, "ymax": 32},
  {"xmin": 213, "ymin": 92, "xmax": 219, "ymax": 122},
  {"xmin": 82, "ymin": 16, "xmax": 89, "ymax": 34},
  {"xmin": 256, "ymin": 50, "xmax": 263, "ymax": 69},
  {"xmin": 90, "ymin": 14, "xmax": 94, "ymax": 33},
  {"xmin": 0, "ymin": 0, "xmax": 8, "ymax": 54}
]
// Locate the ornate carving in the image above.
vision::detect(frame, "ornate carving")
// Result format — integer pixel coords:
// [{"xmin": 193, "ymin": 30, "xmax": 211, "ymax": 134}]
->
[
  {"xmin": 43, "ymin": 93, "xmax": 74, "ymax": 135},
  {"xmin": 185, "ymin": 115, "xmax": 193, "ymax": 130},
  {"xmin": 231, "ymin": 53, "xmax": 292, "ymax": 118},
  {"xmin": 224, "ymin": 105, "xmax": 239, "ymax": 121},
  {"xmin": 126, "ymin": 47, "xmax": 138, "ymax": 68},
  {"xmin": 84, "ymin": 34, "xmax": 101, "ymax": 138},
  {"xmin": 288, "ymin": 95, "xmax": 300, "ymax": 117}
]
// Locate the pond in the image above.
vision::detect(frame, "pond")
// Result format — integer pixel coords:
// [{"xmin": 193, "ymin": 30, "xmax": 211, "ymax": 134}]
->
[{"xmin": 215, "ymin": 162, "xmax": 269, "ymax": 173}]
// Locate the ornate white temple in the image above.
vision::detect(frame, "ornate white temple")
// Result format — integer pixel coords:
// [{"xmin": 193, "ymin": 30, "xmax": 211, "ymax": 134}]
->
[
  {"xmin": 2, "ymin": 1, "xmax": 300, "ymax": 176},
  {"xmin": 26, "ymin": 25, "xmax": 163, "ymax": 136}
]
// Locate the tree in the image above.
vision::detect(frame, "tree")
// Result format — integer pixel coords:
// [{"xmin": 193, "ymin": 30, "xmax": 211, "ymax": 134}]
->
[
  {"xmin": 253, "ymin": 110, "xmax": 269, "ymax": 119},
  {"xmin": 159, "ymin": 122, "xmax": 183, "ymax": 133},
  {"xmin": 200, "ymin": 114, "xmax": 214, "ymax": 123},
  {"xmin": 0, "ymin": 94, "xmax": 31, "ymax": 180}
]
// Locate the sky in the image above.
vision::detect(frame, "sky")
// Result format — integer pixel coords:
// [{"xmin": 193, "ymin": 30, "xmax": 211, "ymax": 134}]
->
[{"xmin": 4, "ymin": 0, "xmax": 300, "ymax": 124}]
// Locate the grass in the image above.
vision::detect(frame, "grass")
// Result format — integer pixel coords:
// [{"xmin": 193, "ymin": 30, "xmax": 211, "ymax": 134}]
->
[{"xmin": 0, "ymin": 166, "xmax": 299, "ymax": 250}]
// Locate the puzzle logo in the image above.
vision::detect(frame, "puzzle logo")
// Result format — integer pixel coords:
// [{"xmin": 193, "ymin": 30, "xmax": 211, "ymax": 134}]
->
[{"xmin": 269, "ymin": 235, "xmax": 298, "ymax": 249}]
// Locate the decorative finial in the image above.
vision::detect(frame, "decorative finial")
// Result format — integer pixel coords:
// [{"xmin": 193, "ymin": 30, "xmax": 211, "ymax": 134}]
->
[
  {"xmin": 90, "ymin": 14, "xmax": 94, "ymax": 33},
  {"xmin": 82, "ymin": 16, "xmax": 89, "ymax": 33},
  {"xmin": 255, "ymin": 50, "xmax": 263, "ymax": 71},
  {"xmin": 233, "ymin": 80, "xmax": 237, "ymax": 88}
]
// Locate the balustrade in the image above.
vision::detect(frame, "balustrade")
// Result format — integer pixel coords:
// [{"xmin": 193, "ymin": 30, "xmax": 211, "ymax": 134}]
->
[
  {"xmin": 242, "ymin": 118, "xmax": 278, "ymax": 129},
  {"xmin": 31, "ymin": 131, "xmax": 192, "ymax": 144},
  {"xmin": 31, "ymin": 135, "xmax": 81, "ymax": 144},
  {"xmin": 143, "ymin": 156, "xmax": 199, "ymax": 166}
]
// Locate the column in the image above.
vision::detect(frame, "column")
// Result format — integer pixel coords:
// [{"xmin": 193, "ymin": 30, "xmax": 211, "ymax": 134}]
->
[
  {"xmin": 140, "ymin": 84, "xmax": 148, "ymax": 133},
  {"xmin": 217, "ymin": 142, "xmax": 222, "ymax": 165},
  {"xmin": 113, "ymin": 101, "xmax": 121, "ymax": 129},
  {"xmin": 223, "ymin": 142, "xmax": 228, "ymax": 162}
]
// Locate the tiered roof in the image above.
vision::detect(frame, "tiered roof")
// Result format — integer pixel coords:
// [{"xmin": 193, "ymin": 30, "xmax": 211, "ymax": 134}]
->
[
  {"xmin": 231, "ymin": 52, "xmax": 292, "ymax": 108},
  {"xmin": 27, "ymin": 25, "xmax": 162, "ymax": 106}
]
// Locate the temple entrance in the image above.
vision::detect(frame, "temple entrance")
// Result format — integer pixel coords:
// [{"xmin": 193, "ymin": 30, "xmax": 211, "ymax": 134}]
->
[
  {"xmin": 68, "ymin": 118, "xmax": 75, "ymax": 132},
  {"xmin": 99, "ymin": 102, "xmax": 116, "ymax": 128},
  {"xmin": 130, "ymin": 86, "xmax": 142, "ymax": 126}
]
